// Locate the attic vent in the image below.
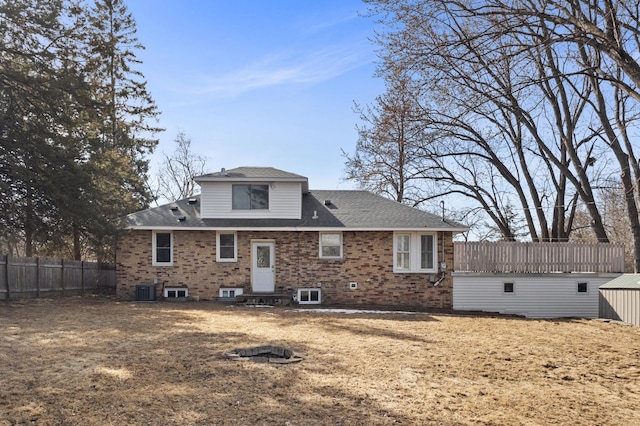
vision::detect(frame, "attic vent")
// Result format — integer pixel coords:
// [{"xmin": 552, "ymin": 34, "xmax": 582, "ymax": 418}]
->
[
  {"xmin": 221, "ymin": 167, "xmax": 227, "ymax": 176},
  {"xmin": 324, "ymin": 200, "xmax": 331, "ymax": 205},
  {"xmin": 177, "ymin": 216, "xmax": 186, "ymax": 222},
  {"xmin": 188, "ymin": 198, "xmax": 197, "ymax": 204},
  {"xmin": 170, "ymin": 206, "xmax": 179, "ymax": 211}
]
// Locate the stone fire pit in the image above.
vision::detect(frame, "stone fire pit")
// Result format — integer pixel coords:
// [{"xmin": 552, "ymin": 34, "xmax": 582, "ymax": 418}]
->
[{"xmin": 224, "ymin": 345, "xmax": 305, "ymax": 364}]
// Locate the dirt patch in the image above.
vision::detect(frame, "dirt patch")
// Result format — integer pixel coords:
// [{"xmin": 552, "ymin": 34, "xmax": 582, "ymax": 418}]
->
[{"xmin": 1, "ymin": 296, "xmax": 639, "ymax": 425}]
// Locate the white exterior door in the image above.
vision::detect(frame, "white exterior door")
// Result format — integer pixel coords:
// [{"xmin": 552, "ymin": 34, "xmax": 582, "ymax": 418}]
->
[{"xmin": 252, "ymin": 242, "xmax": 275, "ymax": 292}]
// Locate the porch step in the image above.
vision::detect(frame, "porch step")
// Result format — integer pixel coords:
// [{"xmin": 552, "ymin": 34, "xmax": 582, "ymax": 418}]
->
[{"xmin": 236, "ymin": 293, "xmax": 292, "ymax": 306}]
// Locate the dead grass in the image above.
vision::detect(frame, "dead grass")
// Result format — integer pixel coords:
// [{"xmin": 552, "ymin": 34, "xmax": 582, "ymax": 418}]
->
[{"xmin": 1, "ymin": 297, "xmax": 639, "ymax": 425}]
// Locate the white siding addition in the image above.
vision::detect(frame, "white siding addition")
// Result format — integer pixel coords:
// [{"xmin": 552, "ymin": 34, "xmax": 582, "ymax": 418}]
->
[{"xmin": 453, "ymin": 272, "xmax": 619, "ymax": 319}]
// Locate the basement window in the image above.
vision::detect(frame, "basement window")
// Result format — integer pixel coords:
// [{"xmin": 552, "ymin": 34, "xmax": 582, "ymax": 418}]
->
[
  {"xmin": 219, "ymin": 288, "xmax": 243, "ymax": 301},
  {"xmin": 503, "ymin": 282, "xmax": 514, "ymax": 293},
  {"xmin": 298, "ymin": 288, "xmax": 321, "ymax": 304},
  {"xmin": 164, "ymin": 287, "xmax": 188, "ymax": 298}
]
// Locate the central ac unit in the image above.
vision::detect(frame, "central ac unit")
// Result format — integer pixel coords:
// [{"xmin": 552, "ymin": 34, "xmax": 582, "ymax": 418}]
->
[{"xmin": 135, "ymin": 284, "xmax": 156, "ymax": 301}]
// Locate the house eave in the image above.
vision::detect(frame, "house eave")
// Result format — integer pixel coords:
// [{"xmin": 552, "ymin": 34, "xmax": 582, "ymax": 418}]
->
[
  {"xmin": 126, "ymin": 225, "xmax": 468, "ymax": 233},
  {"xmin": 195, "ymin": 176, "xmax": 308, "ymax": 183},
  {"xmin": 195, "ymin": 176, "xmax": 310, "ymax": 193}
]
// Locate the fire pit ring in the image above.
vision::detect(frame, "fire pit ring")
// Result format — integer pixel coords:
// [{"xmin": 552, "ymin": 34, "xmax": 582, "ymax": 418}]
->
[{"xmin": 224, "ymin": 345, "xmax": 305, "ymax": 364}]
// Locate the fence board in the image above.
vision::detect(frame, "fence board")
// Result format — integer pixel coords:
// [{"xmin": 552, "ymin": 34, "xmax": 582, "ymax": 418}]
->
[
  {"xmin": 454, "ymin": 242, "xmax": 625, "ymax": 273},
  {"xmin": 0, "ymin": 255, "xmax": 116, "ymax": 300}
]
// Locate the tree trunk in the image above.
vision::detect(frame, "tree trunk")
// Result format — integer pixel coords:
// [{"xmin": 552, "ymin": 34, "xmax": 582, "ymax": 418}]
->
[{"xmin": 73, "ymin": 223, "xmax": 82, "ymax": 261}]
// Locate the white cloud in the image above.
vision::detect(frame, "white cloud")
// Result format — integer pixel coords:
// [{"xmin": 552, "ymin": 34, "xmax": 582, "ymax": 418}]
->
[
  {"xmin": 185, "ymin": 44, "xmax": 367, "ymax": 98},
  {"xmin": 299, "ymin": 12, "xmax": 360, "ymax": 35}
]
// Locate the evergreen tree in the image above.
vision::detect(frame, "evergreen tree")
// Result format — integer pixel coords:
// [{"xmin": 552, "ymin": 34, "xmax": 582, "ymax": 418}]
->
[
  {"xmin": 0, "ymin": 0, "xmax": 88, "ymax": 256},
  {"xmin": 0, "ymin": 0, "xmax": 161, "ymax": 261},
  {"xmin": 79, "ymin": 0, "xmax": 161, "ymax": 261}
]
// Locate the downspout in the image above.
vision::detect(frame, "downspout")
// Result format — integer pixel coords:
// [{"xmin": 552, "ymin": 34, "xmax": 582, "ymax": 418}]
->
[{"xmin": 433, "ymin": 231, "xmax": 446, "ymax": 287}]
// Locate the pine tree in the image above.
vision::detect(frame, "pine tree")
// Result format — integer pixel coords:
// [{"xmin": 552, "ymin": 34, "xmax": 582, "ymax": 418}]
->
[
  {"xmin": 0, "ymin": 0, "xmax": 88, "ymax": 256},
  {"xmin": 73, "ymin": 0, "xmax": 162, "ymax": 261},
  {"xmin": 0, "ymin": 0, "xmax": 162, "ymax": 261}
]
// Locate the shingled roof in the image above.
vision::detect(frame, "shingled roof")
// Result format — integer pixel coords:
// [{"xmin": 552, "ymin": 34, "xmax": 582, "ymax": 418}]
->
[
  {"xmin": 196, "ymin": 166, "xmax": 307, "ymax": 180},
  {"xmin": 195, "ymin": 167, "xmax": 309, "ymax": 193},
  {"xmin": 124, "ymin": 190, "xmax": 467, "ymax": 232},
  {"xmin": 599, "ymin": 274, "xmax": 640, "ymax": 290}
]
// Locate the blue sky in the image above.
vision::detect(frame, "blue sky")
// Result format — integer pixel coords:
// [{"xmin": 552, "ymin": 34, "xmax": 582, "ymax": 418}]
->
[{"xmin": 126, "ymin": 0, "xmax": 383, "ymax": 193}]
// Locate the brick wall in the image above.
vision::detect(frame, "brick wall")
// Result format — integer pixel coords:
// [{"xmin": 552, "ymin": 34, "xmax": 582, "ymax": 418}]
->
[{"xmin": 116, "ymin": 230, "xmax": 455, "ymax": 309}]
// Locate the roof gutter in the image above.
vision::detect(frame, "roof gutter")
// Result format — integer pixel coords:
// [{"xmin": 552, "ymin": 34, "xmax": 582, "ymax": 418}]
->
[{"xmin": 126, "ymin": 225, "xmax": 469, "ymax": 233}]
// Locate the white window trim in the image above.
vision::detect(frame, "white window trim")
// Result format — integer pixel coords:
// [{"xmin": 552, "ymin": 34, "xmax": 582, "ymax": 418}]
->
[
  {"xmin": 152, "ymin": 231, "xmax": 173, "ymax": 266},
  {"xmin": 216, "ymin": 231, "xmax": 238, "ymax": 262},
  {"xmin": 164, "ymin": 287, "xmax": 188, "ymax": 298},
  {"xmin": 393, "ymin": 232, "xmax": 438, "ymax": 273},
  {"xmin": 394, "ymin": 233, "xmax": 411, "ymax": 271},
  {"xmin": 298, "ymin": 288, "xmax": 321, "ymax": 304},
  {"xmin": 319, "ymin": 232, "xmax": 343, "ymax": 259},
  {"xmin": 219, "ymin": 288, "xmax": 243, "ymax": 298}
]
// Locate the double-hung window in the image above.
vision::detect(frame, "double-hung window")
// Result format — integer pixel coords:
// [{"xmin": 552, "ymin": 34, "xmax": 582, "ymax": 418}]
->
[
  {"xmin": 420, "ymin": 235, "xmax": 435, "ymax": 270},
  {"xmin": 396, "ymin": 234, "xmax": 411, "ymax": 270},
  {"xmin": 153, "ymin": 231, "xmax": 173, "ymax": 266},
  {"xmin": 232, "ymin": 184, "xmax": 269, "ymax": 210},
  {"xmin": 320, "ymin": 232, "xmax": 342, "ymax": 258},
  {"xmin": 216, "ymin": 232, "xmax": 237, "ymax": 262},
  {"xmin": 393, "ymin": 232, "xmax": 437, "ymax": 273}
]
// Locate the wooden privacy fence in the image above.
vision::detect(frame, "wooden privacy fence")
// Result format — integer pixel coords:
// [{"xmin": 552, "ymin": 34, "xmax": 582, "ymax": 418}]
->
[
  {"xmin": 454, "ymin": 242, "xmax": 626, "ymax": 273},
  {"xmin": 0, "ymin": 255, "xmax": 116, "ymax": 300}
]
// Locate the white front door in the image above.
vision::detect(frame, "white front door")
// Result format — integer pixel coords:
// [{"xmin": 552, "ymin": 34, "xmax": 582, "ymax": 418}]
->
[{"xmin": 252, "ymin": 241, "xmax": 275, "ymax": 292}]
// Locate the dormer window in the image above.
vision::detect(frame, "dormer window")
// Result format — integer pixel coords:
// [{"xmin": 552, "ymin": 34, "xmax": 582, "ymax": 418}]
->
[{"xmin": 232, "ymin": 184, "xmax": 269, "ymax": 210}]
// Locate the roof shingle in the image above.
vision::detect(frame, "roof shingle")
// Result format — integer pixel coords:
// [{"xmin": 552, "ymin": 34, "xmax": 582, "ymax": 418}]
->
[{"xmin": 124, "ymin": 190, "xmax": 467, "ymax": 232}]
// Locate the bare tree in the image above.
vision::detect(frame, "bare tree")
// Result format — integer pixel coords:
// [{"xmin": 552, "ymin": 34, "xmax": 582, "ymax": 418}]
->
[
  {"xmin": 600, "ymin": 181, "xmax": 636, "ymax": 271},
  {"xmin": 344, "ymin": 73, "xmax": 431, "ymax": 205},
  {"xmin": 359, "ymin": 0, "xmax": 640, "ymax": 271},
  {"xmin": 430, "ymin": 0, "xmax": 640, "ymax": 268},
  {"xmin": 362, "ymin": 0, "xmax": 606, "ymax": 242},
  {"xmin": 155, "ymin": 131, "xmax": 207, "ymax": 203}
]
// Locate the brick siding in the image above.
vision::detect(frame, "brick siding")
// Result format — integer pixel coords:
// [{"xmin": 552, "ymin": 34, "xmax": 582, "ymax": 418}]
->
[{"xmin": 116, "ymin": 230, "xmax": 454, "ymax": 309}]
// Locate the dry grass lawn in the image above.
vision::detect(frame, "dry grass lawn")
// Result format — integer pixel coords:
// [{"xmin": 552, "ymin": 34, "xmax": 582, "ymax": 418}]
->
[{"xmin": 1, "ymin": 297, "xmax": 639, "ymax": 425}]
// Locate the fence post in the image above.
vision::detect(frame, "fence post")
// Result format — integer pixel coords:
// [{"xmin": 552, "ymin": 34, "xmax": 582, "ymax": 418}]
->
[
  {"xmin": 36, "ymin": 257, "xmax": 40, "ymax": 298},
  {"xmin": 3, "ymin": 254, "xmax": 9, "ymax": 301},
  {"xmin": 81, "ymin": 261, "xmax": 84, "ymax": 296},
  {"xmin": 61, "ymin": 258, "xmax": 65, "ymax": 297}
]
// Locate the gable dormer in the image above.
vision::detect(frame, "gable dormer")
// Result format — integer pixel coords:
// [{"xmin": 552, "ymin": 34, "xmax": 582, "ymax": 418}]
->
[{"xmin": 195, "ymin": 167, "xmax": 309, "ymax": 219}]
